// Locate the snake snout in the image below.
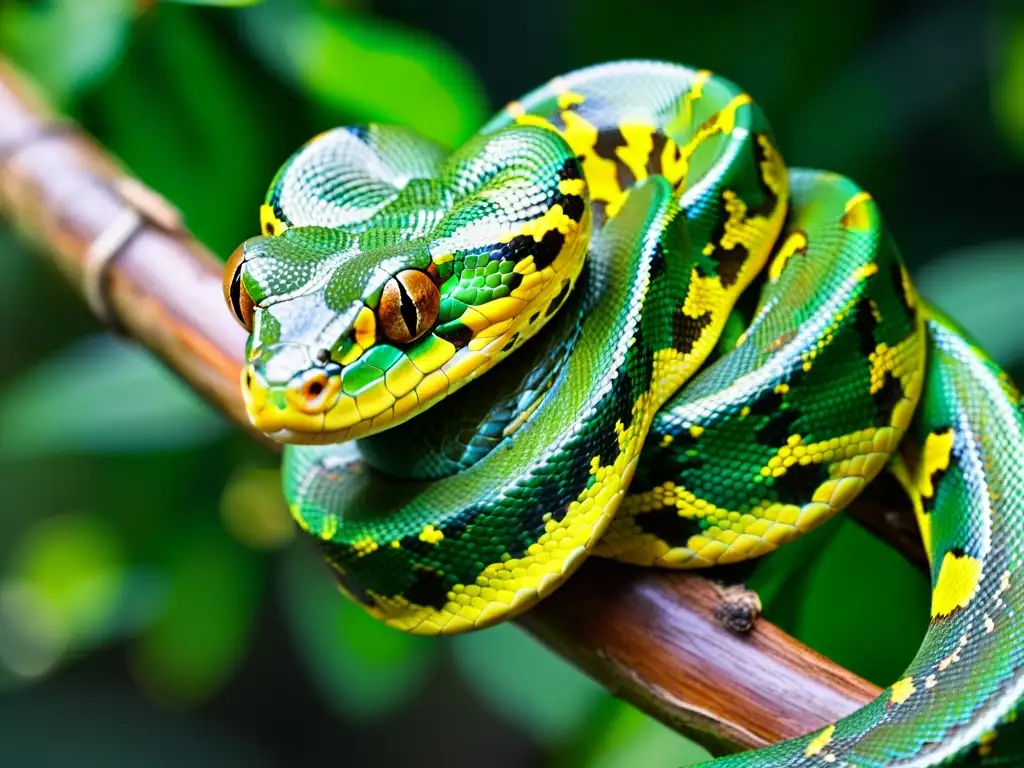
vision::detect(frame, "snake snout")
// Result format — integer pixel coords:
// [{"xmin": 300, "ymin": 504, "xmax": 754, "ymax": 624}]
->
[
  {"xmin": 241, "ymin": 343, "xmax": 344, "ymax": 435},
  {"xmin": 285, "ymin": 366, "xmax": 342, "ymax": 415}
]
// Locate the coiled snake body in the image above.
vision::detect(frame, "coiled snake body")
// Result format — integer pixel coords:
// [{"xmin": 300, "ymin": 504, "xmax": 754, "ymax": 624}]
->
[{"xmin": 225, "ymin": 61, "xmax": 1023, "ymax": 766}]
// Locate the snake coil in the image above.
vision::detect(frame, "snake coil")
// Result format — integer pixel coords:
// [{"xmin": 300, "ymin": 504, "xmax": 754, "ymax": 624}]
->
[{"xmin": 225, "ymin": 61, "xmax": 1023, "ymax": 766}]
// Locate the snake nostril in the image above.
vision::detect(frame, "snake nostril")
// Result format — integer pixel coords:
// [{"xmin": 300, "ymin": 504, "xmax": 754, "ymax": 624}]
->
[{"xmin": 306, "ymin": 380, "xmax": 324, "ymax": 399}]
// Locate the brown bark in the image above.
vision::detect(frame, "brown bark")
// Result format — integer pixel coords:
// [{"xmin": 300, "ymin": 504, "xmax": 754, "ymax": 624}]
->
[{"xmin": 0, "ymin": 57, "xmax": 927, "ymax": 756}]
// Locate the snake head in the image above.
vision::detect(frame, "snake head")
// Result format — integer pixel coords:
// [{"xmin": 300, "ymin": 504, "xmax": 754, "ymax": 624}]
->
[
  {"xmin": 225, "ymin": 226, "xmax": 454, "ymax": 443},
  {"xmin": 225, "ymin": 123, "xmax": 591, "ymax": 444}
]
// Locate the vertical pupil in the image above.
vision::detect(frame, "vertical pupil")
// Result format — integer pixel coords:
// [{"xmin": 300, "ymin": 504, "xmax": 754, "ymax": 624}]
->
[
  {"xmin": 229, "ymin": 266, "xmax": 245, "ymax": 322},
  {"xmin": 395, "ymin": 278, "xmax": 420, "ymax": 335}
]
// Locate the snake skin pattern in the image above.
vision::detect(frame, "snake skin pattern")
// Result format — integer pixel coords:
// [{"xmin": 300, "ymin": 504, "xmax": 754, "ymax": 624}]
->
[{"xmin": 224, "ymin": 61, "xmax": 1024, "ymax": 765}]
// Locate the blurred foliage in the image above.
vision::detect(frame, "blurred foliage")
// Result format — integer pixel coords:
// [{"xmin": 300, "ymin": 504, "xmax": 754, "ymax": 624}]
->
[{"xmin": 0, "ymin": 0, "xmax": 1023, "ymax": 766}]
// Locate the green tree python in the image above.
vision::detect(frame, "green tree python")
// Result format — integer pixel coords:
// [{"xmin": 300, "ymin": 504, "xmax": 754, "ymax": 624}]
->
[{"xmin": 223, "ymin": 61, "xmax": 1023, "ymax": 766}]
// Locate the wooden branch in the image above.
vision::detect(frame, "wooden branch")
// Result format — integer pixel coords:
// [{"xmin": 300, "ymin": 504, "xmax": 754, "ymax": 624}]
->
[{"xmin": 0, "ymin": 57, "xmax": 924, "ymax": 756}]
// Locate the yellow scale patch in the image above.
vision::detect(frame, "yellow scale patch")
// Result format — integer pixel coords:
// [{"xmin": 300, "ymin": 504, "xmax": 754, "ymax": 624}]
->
[
  {"xmin": 767, "ymin": 230, "xmax": 808, "ymax": 282},
  {"xmin": 916, "ymin": 429, "xmax": 955, "ymax": 499},
  {"xmin": 932, "ymin": 550, "xmax": 984, "ymax": 618},
  {"xmin": 805, "ymin": 725, "xmax": 835, "ymax": 757},
  {"xmin": 513, "ymin": 85, "xmax": 752, "ymax": 220},
  {"xmin": 890, "ymin": 676, "xmax": 916, "ymax": 705},
  {"xmin": 418, "ymin": 525, "xmax": 444, "ymax": 544},
  {"xmin": 900, "ymin": 428, "xmax": 957, "ymax": 565},
  {"xmin": 260, "ymin": 203, "xmax": 287, "ymax": 236},
  {"xmin": 841, "ymin": 191, "xmax": 874, "ymax": 229}
]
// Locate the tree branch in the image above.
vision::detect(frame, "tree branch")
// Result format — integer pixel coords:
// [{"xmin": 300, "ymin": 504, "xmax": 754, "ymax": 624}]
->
[{"xmin": 0, "ymin": 57, "xmax": 925, "ymax": 756}]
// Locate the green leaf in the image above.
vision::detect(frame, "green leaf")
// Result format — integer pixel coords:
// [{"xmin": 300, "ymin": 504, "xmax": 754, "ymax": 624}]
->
[
  {"xmin": 992, "ymin": 2, "xmax": 1024, "ymax": 159},
  {"xmin": 0, "ymin": 335, "xmax": 227, "ymax": 458},
  {"xmin": 452, "ymin": 622, "xmax": 604, "ymax": 744},
  {"xmin": 131, "ymin": 520, "xmax": 261, "ymax": 706},
  {"xmin": 582, "ymin": 702, "xmax": 712, "ymax": 768},
  {"xmin": 240, "ymin": 1, "xmax": 488, "ymax": 146},
  {"xmin": 279, "ymin": 545, "xmax": 434, "ymax": 720},
  {"xmin": 914, "ymin": 242, "xmax": 1024, "ymax": 367},
  {"xmin": 0, "ymin": 512, "xmax": 125, "ymax": 680},
  {"xmin": 91, "ymin": 3, "xmax": 275, "ymax": 257},
  {"xmin": 0, "ymin": 0, "xmax": 132, "ymax": 104}
]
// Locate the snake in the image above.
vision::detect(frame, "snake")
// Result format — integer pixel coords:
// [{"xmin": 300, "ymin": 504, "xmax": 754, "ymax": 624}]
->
[{"xmin": 223, "ymin": 61, "xmax": 1023, "ymax": 766}]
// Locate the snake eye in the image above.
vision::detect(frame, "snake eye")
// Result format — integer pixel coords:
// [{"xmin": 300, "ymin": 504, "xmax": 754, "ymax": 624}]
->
[
  {"xmin": 224, "ymin": 243, "xmax": 255, "ymax": 332},
  {"xmin": 379, "ymin": 269, "xmax": 440, "ymax": 344}
]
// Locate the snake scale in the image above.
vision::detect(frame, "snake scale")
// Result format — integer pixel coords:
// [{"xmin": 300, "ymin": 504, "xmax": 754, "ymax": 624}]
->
[{"xmin": 223, "ymin": 61, "xmax": 1023, "ymax": 766}]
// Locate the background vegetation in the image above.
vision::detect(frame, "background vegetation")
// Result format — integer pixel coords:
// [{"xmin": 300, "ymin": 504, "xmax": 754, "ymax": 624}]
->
[{"xmin": 1, "ymin": 0, "xmax": 1023, "ymax": 765}]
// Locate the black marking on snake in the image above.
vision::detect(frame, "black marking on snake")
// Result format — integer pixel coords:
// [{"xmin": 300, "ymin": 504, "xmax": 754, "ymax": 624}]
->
[
  {"xmin": 529, "ymin": 312, "xmax": 540, "ymax": 325},
  {"xmin": 872, "ymin": 371, "xmax": 905, "ymax": 427},
  {"xmin": 746, "ymin": 134, "xmax": 781, "ymax": 218},
  {"xmin": 549, "ymin": 100, "xmax": 585, "ymax": 134},
  {"xmin": 854, "ymin": 296, "xmax": 880, "ymax": 359},
  {"xmin": 751, "ymin": 387, "xmax": 801, "ymax": 446},
  {"xmin": 697, "ymin": 193, "xmax": 748, "ymax": 289},
  {"xmin": 403, "ymin": 567, "xmax": 450, "ymax": 610},
  {"xmin": 771, "ymin": 461, "xmax": 832, "ymax": 507},
  {"xmin": 561, "ymin": 194, "xmax": 586, "ymax": 222},
  {"xmin": 435, "ymin": 321, "xmax": 473, "ymax": 349},
  {"xmin": 637, "ymin": 505, "xmax": 704, "ymax": 547},
  {"xmin": 648, "ymin": 241, "xmax": 668, "ymax": 281},
  {"xmin": 558, "ymin": 157, "xmax": 583, "ymax": 181},
  {"xmin": 672, "ymin": 309, "xmax": 714, "ymax": 354},
  {"xmin": 645, "ymin": 134, "xmax": 672, "ymax": 178},
  {"xmin": 265, "ymin": 196, "xmax": 290, "ymax": 230},
  {"xmin": 610, "ymin": 324, "xmax": 653, "ymax": 435},
  {"xmin": 631, "ymin": 432, "xmax": 706, "ymax": 495},
  {"xmin": 504, "ymin": 230, "xmax": 566, "ymax": 271},
  {"xmin": 593, "ymin": 128, "xmax": 635, "ymax": 191},
  {"xmin": 551, "ymin": 158, "xmax": 585, "ymax": 222},
  {"xmin": 547, "ymin": 279, "xmax": 572, "ymax": 317},
  {"xmin": 501, "ymin": 332, "xmax": 521, "ymax": 353},
  {"xmin": 323, "ymin": 553, "xmax": 379, "ymax": 608}
]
